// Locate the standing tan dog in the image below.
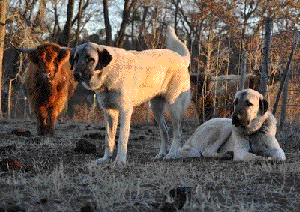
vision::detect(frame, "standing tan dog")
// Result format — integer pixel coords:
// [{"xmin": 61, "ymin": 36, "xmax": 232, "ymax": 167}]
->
[
  {"xmin": 169, "ymin": 89, "xmax": 286, "ymax": 161},
  {"xmin": 71, "ymin": 26, "xmax": 191, "ymax": 166}
]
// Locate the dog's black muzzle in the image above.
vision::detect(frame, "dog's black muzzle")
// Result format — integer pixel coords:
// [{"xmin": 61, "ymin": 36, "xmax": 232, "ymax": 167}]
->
[
  {"xmin": 73, "ymin": 70, "xmax": 91, "ymax": 82},
  {"xmin": 73, "ymin": 72, "xmax": 83, "ymax": 82}
]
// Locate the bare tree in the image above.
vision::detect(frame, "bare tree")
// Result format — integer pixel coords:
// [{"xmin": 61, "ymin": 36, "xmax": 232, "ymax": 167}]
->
[
  {"xmin": 75, "ymin": 0, "xmax": 83, "ymax": 45},
  {"xmin": 0, "ymin": 0, "xmax": 7, "ymax": 118},
  {"xmin": 173, "ymin": 0, "xmax": 180, "ymax": 34},
  {"xmin": 58, "ymin": 0, "xmax": 75, "ymax": 46},
  {"xmin": 116, "ymin": 0, "xmax": 138, "ymax": 48},
  {"xmin": 52, "ymin": 0, "xmax": 61, "ymax": 38},
  {"xmin": 137, "ymin": 6, "xmax": 149, "ymax": 50},
  {"xmin": 103, "ymin": 0, "xmax": 112, "ymax": 46},
  {"xmin": 33, "ymin": 0, "xmax": 47, "ymax": 30}
]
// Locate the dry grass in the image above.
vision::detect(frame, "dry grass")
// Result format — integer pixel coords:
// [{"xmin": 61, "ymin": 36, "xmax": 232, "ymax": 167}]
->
[{"xmin": 0, "ymin": 119, "xmax": 299, "ymax": 212}]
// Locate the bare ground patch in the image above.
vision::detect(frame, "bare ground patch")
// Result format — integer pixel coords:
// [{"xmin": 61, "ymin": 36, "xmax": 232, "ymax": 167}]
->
[{"xmin": 0, "ymin": 119, "xmax": 299, "ymax": 211}]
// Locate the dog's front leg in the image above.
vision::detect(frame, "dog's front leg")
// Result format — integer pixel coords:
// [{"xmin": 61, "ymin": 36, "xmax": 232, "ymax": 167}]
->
[
  {"xmin": 97, "ymin": 108, "xmax": 119, "ymax": 164},
  {"xmin": 232, "ymin": 130, "xmax": 268, "ymax": 161},
  {"xmin": 113, "ymin": 107, "xmax": 133, "ymax": 166}
]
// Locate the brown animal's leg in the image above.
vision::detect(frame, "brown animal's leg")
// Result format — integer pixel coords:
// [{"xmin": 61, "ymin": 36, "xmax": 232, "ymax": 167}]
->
[
  {"xmin": 97, "ymin": 108, "xmax": 119, "ymax": 164},
  {"xmin": 36, "ymin": 107, "xmax": 47, "ymax": 136},
  {"xmin": 150, "ymin": 97, "xmax": 169, "ymax": 159},
  {"xmin": 47, "ymin": 106, "xmax": 60, "ymax": 136}
]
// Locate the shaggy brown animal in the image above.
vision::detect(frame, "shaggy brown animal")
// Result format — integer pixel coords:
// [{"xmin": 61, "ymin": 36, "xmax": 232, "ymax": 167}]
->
[{"xmin": 15, "ymin": 43, "xmax": 77, "ymax": 135}]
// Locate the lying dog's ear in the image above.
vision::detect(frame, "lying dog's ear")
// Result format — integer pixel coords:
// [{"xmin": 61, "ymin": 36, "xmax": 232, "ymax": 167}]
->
[
  {"xmin": 259, "ymin": 97, "xmax": 268, "ymax": 115},
  {"xmin": 96, "ymin": 49, "xmax": 112, "ymax": 70}
]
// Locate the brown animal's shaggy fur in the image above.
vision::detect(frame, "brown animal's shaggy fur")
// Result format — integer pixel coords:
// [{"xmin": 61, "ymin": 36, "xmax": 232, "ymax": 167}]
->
[{"xmin": 23, "ymin": 43, "xmax": 77, "ymax": 135}]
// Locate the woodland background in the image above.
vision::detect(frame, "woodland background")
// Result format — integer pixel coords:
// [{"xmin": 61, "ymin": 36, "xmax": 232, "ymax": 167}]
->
[
  {"xmin": 0, "ymin": 0, "xmax": 300, "ymax": 124},
  {"xmin": 0, "ymin": 2, "xmax": 300, "ymax": 211}
]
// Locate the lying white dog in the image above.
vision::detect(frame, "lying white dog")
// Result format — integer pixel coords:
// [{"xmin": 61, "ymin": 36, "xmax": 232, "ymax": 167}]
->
[{"xmin": 168, "ymin": 89, "xmax": 286, "ymax": 161}]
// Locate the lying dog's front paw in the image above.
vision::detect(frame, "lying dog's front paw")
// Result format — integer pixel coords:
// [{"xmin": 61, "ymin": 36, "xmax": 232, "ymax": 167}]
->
[
  {"xmin": 201, "ymin": 150, "xmax": 215, "ymax": 158},
  {"xmin": 96, "ymin": 156, "xmax": 112, "ymax": 165},
  {"xmin": 163, "ymin": 153, "xmax": 178, "ymax": 160},
  {"xmin": 152, "ymin": 153, "xmax": 166, "ymax": 160}
]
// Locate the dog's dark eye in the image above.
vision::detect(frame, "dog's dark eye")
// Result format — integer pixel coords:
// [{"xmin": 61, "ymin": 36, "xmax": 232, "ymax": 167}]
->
[
  {"xmin": 246, "ymin": 101, "xmax": 253, "ymax": 106},
  {"xmin": 87, "ymin": 57, "xmax": 95, "ymax": 63}
]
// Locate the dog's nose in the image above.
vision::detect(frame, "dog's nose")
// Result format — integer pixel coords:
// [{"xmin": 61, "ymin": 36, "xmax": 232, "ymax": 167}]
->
[
  {"xmin": 232, "ymin": 114, "xmax": 240, "ymax": 127},
  {"xmin": 74, "ymin": 72, "xmax": 82, "ymax": 82}
]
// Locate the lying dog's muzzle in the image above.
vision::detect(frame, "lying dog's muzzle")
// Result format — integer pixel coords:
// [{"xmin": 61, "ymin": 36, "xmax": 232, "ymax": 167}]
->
[
  {"xmin": 232, "ymin": 113, "xmax": 250, "ymax": 127},
  {"xmin": 232, "ymin": 114, "xmax": 240, "ymax": 127}
]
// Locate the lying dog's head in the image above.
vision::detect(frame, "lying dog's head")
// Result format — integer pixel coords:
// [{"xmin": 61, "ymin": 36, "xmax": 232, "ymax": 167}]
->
[
  {"xmin": 232, "ymin": 89, "xmax": 268, "ymax": 128},
  {"xmin": 71, "ymin": 42, "xmax": 112, "ymax": 90}
]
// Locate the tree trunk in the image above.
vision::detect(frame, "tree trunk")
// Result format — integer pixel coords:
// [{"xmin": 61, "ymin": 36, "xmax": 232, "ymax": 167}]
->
[
  {"xmin": 137, "ymin": 6, "xmax": 148, "ymax": 50},
  {"xmin": 58, "ymin": 0, "xmax": 75, "ymax": 46},
  {"xmin": 174, "ymin": 0, "xmax": 180, "ymax": 34},
  {"xmin": 0, "ymin": 0, "xmax": 7, "ymax": 118},
  {"xmin": 52, "ymin": 1, "xmax": 61, "ymax": 40},
  {"xmin": 116, "ymin": 0, "xmax": 138, "ymax": 48},
  {"xmin": 103, "ymin": 0, "xmax": 112, "ymax": 46},
  {"xmin": 260, "ymin": 17, "xmax": 272, "ymax": 97},
  {"xmin": 75, "ymin": 0, "xmax": 83, "ymax": 46}
]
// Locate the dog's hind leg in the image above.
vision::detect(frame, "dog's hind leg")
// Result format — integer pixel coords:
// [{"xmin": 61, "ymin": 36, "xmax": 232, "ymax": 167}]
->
[
  {"xmin": 165, "ymin": 90, "xmax": 191, "ymax": 159},
  {"xmin": 96, "ymin": 108, "xmax": 119, "ymax": 164},
  {"xmin": 150, "ymin": 97, "xmax": 169, "ymax": 159}
]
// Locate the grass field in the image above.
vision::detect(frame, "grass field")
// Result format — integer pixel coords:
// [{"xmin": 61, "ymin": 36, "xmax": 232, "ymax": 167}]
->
[{"xmin": 0, "ymin": 119, "xmax": 299, "ymax": 212}]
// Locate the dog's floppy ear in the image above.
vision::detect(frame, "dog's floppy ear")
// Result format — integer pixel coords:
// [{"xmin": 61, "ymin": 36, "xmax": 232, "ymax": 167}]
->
[
  {"xmin": 96, "ymin": 49, "xmax": 112, "ymax": 70},
  {"xmin": 259, "ymin": 96, "xmax": 269, "ymax": 115}
]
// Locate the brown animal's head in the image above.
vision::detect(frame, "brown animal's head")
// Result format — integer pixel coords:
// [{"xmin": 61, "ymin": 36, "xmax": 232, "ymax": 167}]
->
[
  {"xmin": 232, "ymin": 89, "xmax": 268, "ymax": 128},
  {"xmin": 14, "ymin": 43, "xmax": 73, "ymax": 109},
  {"xmin": 71, "ymin": 42, "xmax": 112, "ymax": 90},
  {"xmin": 30, "ymin": 43, "xmax": 70, "ymax": 83},
  {"xmin": 15, "ymin": 43, "xmax": 70, "ymax": 86}
]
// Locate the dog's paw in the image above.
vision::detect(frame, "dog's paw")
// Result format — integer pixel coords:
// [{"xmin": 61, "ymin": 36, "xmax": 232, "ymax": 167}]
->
[
  {"xmin": 201, "ymin": 151, "xmax": 214, "ymax": 158},
  {"xmin": 163, "ymin": 152, "xmax": 179, "ymax": 160},
  {"xmin": 112, "ymin": 160, "xmax": 127, "ymax": 167},
  {"xmin": 113, "ymin": 154, "xmax": 127, "ymax": 166},
  {"xmin": 96, "ymin": 156, "xmax": 112, "ymax": 165}
]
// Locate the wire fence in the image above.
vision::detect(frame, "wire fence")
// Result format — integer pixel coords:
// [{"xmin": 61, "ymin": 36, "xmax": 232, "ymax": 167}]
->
[{"xmin": 5, "ymin": 18, "xmax": 300, "ymax": 127}]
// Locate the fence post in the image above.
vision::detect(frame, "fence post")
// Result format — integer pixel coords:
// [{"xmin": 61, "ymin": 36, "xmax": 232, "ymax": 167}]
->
[
  {"xmin": 239, "ymin": 51, "xmax": 247, "ymax": 91},
  {"xmin": 7, "ymin": 78, "xmax": 15, "ymax": 119},
  {"xmin": 260, "ymin": 17, "xmax": 272, "ymax": 97},
  {"xmin": 24, "ymin": 96, "xmax": 27, "ymax": 120},
  {"xmin": 273, "ymin": 32, "xmax": 299, "ymax": 114}
]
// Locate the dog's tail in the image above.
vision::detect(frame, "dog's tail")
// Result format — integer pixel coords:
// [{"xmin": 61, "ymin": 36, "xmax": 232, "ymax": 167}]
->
[{"xmin": 166, "ymin": 26, "xmax": 190, "ymax": 68}]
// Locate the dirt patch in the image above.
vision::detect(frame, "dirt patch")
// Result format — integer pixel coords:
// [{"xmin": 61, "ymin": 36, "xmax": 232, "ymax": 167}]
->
[{"xmin": 0, "ymin": 120, "xmax": 299, "ymax": 211}]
